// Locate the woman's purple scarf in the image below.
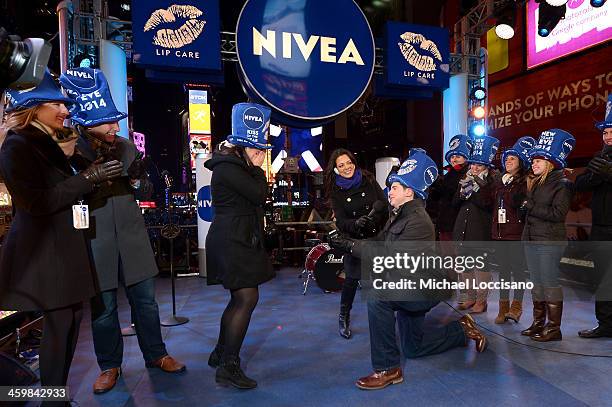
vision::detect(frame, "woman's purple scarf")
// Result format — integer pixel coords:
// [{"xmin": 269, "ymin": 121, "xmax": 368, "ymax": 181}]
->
[{"xmin": 335, "ymin": 168, "xmax": 362, "ymax": 190}]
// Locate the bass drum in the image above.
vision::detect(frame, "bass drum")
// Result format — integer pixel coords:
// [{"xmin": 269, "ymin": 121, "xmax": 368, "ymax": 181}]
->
[{"xmin": 305, "ymin": 243, "xmax": 346, "ymax": 292}]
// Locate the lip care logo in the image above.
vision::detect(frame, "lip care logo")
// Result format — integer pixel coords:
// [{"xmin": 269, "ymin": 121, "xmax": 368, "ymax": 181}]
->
[
  {"xmin": 144, "ymin": 4, "xmax": 205, "ymax": 58},
  {"xmin": 398, "ymin": 32, "xmax": 442, "ymax": 72}
]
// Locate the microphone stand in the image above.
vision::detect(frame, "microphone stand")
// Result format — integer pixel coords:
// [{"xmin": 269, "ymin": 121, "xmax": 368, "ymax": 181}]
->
[{"xmin": 160, "ymin": 173, "xmax": 189, "ymax": 327}]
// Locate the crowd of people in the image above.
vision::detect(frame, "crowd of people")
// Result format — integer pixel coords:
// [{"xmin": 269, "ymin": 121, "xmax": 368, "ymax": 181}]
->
[{"xmin": 0, "ymin": 67, "xmax": 610, "ymax": 401}]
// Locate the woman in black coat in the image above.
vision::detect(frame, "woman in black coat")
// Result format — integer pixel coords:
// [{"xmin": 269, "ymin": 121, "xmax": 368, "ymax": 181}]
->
[
  {"xmin": 325, "ymin": 148, "xmax": 387, "ymax": 339},
  {"xmin": 452, "ymin": 142, "xmax": 500, "ymax": 314},
  {"xmin": 0, "ymin": 76, "xmax": 121, "ymax": 392},
  {"xmin": 204, "ymin": 129, "xmax": 275, "ymax": 389},
  {"xmin": 520, "ymin": 129, "xmax": 575, "ymax": 342}
]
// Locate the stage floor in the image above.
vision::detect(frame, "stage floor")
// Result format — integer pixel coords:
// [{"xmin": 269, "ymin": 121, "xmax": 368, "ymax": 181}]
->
[{"xmin": 56, "ymin": 268, "xmax": 612, "ymax": 406}]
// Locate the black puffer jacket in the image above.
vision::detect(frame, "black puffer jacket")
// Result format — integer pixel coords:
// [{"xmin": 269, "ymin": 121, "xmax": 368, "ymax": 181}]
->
[
  {"xmin": 575, "ymin": 149, "xmax": 612, "ymax": 227},
  {"xmin": 452, "ymin": 170, "xmax": 498, "ymax": 241},
  {"xmin": 428, "ymin": 165, "xmax": 468, "ymax": 233},
  {"xmin": 522, "ymin": 170, "xmax": 573, "ymax": 242},
  {"xmin": 204, "ymin": 152, "xmax": 275, "ymax": 289}
]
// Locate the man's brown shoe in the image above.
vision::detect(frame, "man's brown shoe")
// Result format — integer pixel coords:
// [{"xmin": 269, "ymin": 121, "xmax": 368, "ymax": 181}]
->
[
  {"xmin": 146, "ymin": 355, "xmax": 186, "ymax": 373},
  {"xmin": 93, "ymin": 367, "xmax": 121, "ymax": 394},
  {"xmin": 459, "ymin": 314, "xmax": 488, "ymax": 352},
  {"xmin": 355, "ymin": 367, "xmax": 403, "ymax": 390}
]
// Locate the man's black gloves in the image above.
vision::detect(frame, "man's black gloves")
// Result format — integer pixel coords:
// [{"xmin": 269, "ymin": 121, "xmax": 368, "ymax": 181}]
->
[
  {"xmin": 329, "ymin": 234, "xmax": 356, "ymax": 254},
  {"xmin": 82, "ymin": 160, "xmax": 123, "ymax": 184},
  {"xmin": 127, "ymin": 158, "xmax": 147, "ymax": 179}
]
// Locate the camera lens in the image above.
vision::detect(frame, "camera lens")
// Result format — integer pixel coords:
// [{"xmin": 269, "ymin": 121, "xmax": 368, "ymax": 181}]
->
[{"xmin": 0, "ymin": 38, "xmax": 30, "ymax": 87}]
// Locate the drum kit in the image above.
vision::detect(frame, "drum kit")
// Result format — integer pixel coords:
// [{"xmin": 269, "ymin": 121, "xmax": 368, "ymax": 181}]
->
[{"xmin": 301, "ymin": 238, "xmax": 346, "ymax": 295}]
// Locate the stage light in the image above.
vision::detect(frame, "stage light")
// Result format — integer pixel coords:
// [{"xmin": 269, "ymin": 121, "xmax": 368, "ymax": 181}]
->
[
  {"xmin": 472, "ymin": 106, "xmax": 486, "ymax": 120},
  {"xmin": 537, "ymin": 2, "xmax": 566, "ymax": 37},
  {"xmin": 470, "ymin": 86, "xmax": 487, "ymax": 101},
  {"xmin": 495, "ymin": 2, "xmax": 516, "ymax": 39},
  {"xmin": 470, "ymin": 122, "xmax": 486, "ymax": 137},
  {"xmin": 590, "ymin": 0, "xmax": 606, "ymax": 7}
]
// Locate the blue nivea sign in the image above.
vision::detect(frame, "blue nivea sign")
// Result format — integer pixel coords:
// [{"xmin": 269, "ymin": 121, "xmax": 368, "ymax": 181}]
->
[
  {"xmin": 132, "ymin": 0, "xmax": 221, "ymax": 71},
  {"xmin": 236, "ymin": 0, "xmax": 375, "ymax": 124},
  {"xmin": 385, "ymin": 22, "xmax": 450, "ymax": 90},
  {"xmin": 197, "ymin": 185, "xmax": 214, "ymax": 222}
]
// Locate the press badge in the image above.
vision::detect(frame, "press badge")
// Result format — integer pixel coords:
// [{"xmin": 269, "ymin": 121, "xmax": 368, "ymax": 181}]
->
[
  {"xmin": 498, "ymin": 208, "xmax": 507, "ymax": 224},
  {"xmin": 72, "ymin": 202, "xmax": 89, "ymax": 229}
]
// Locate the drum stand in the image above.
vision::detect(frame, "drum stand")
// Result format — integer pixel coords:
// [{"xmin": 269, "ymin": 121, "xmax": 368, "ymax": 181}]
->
[{"xmin": 300, "ymin": 268, "xmax": 315, "ymax": 295}]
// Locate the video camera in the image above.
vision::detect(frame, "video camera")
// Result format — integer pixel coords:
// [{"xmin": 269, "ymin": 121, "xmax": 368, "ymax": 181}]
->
[{"xmin": 0, "ymin": 27, "xmax": 51, "ymax": 90}]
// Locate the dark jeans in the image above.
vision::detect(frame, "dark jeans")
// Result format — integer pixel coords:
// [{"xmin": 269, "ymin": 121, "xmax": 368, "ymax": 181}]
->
[
  {"xmin": 591, "ymin": 225, "xmax": 612, "ymax": 331},
  {"xmin": 524, "ymin": 244, "xmax": 565, "ymax": 287},
  {"xmin": 91, "ymin": 278, "xmax": 167, "ymax": 370},
  {"xmin": 367, "ymin": 299, "xmax": 466, "ymax": 371},
  {"xmin": 498, "ymin": 243, "xmax": 527, "ymax": 301},
  {"xmin": 40, "ymin": 303, "xmax": 83, "ymax": 387}
]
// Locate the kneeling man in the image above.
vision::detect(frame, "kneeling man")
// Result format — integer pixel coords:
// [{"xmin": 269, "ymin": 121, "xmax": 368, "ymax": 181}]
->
[{"xmin": 331, "ymin": 149, "xmax": 487, "ymax": 390}]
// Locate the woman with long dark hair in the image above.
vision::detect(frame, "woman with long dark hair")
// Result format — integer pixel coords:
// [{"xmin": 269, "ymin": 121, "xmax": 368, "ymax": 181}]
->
[
  {"xmin": 0, "ymin": 72, "xmax": 121, "ymax": 397},
  {"xmin": 324, "ymin": 148, "xmax": 387, "ymax": 339},
  {"xmin": 205, "ymin": 103, "xmax": 275, "ymax": 389},
  {"xmin": 520, "ymin": 129, "xmax": 574, "ymax": 342},
  {"xmin": 491, "ymin": 137, "xmax": 534, "ymax": 324}
]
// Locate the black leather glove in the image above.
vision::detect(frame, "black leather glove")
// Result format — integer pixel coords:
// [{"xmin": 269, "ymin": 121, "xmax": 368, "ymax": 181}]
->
[
  {"xmin": 127, "ymin": 158, "xmax": 147, "ymax": 179},
  {"xmin": 82, "ymin": 160, "xmax": 123, "ymax": 184},
  {"xmin": 355, "ymin": 215, "xmax": 375, "ymax": 231},
  {"xmin": 329, "ymin": 234, "xmax": 356, "ymax": 254},
  {"xmin": 588, "ymin": 157, "xmax": 612, "ymax": 177}
]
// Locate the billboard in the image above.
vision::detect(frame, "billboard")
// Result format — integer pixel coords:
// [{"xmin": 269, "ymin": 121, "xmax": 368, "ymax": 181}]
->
[{"xmin": 527, "ymin": 0, "xmax": 612, "ymax": 69}]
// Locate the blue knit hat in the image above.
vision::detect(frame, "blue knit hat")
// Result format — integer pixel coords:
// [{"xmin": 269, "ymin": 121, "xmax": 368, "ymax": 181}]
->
[
  {"xmin": 387, "ymin": 148, "xmax": 439, "ymax": 200},
  {"xmin": 595, "ymin": 94, "xmax": 611, "ymax": 131},
  {"xmin": 445, "ymin": 134, "xmax": 473, "ymax": 164},
  {"xmin": 59, "ymin": 68, "xmax": 127, "ymax": 127},
  {"xmin": 226, "ymin": 103, "xmax": 272, "ymax": 149},
  {"xmin": 502, "ymin": 136, "xmax": 536, "ymax": 168},
  {"xmin": 4, "ymin": 70, "xmax": 75, "ymax": 113},
  {"xmin": 529, "ymin": 128, "xmax": 575, "ymax": 169},
  {"xmin": 469, "ymin": 135, "xmax": 500, "ymax": 167}
]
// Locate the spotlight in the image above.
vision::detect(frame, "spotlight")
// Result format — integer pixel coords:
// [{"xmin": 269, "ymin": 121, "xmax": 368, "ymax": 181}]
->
[
  {"xmin": 470, "ymin": 122, "xmax": 486, "ymax": 137},
  {"xmin": 495, "ymin": 2, "xmax": 516, "ymax": 40},
  {"xmin": 537, "ymin": 1, "xmax": 566, "ymax": 37},
  {"xmin": 472, "ymin": 106, "xmax": 486, "ymax": 120},
  {"xmin": 591, "ymin": 0, "xmax": 606, "ymax": 7},
  {"xmin": 470, "ymin": 86, "xmax": 487, "ymax": 101}
]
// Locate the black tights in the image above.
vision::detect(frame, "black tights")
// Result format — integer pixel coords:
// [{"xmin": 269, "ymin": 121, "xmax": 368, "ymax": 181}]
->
[
  {"xmin": 217, "ymin": 287, "xmax": 259, "ymax": 359},
  {"xmin": 340, "ymin": 277, "xmax": 360, "ymax": 312},
  {"xmin": 40, "ymin": 303, "xmax": 83, "ymax": 387}
]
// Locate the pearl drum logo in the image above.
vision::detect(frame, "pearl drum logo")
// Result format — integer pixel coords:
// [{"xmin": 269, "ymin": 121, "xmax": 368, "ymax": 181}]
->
[
  {"xmin": 133, "ymin": 0, "xmax": 221, "ymax": 71},
  {"xmin": 144, "ymin": 5, "xmax": 206, "ymax": 52},
  {"xmin": 236, "ymin": 0, "xmax": 375, "ymax": 126},
  {"xmin": 385, "ymin": 22, "xmax": 450, "ymax": 90}
]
